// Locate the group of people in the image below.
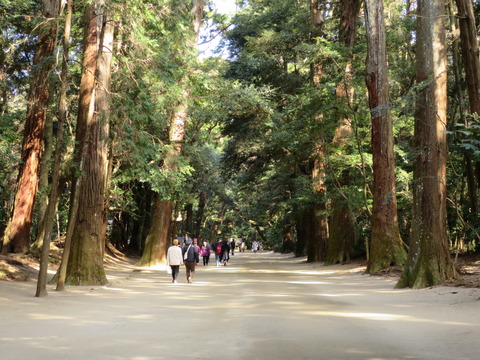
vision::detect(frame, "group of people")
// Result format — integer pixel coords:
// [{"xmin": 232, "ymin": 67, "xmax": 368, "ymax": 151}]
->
[
  {"xmin": 166, "ymin": 236, "xmax": 246, "ymax": 283},
  {"xmin": 165, "ymin": 235, "xmax": 260, "ymax": 283},
  {"xmin": 211, "ymin": 238, "xmax": 234, "ymax": 266},
  {"xmin": 165, "ymin": 237, "xmax": 200, "ymax": 284}
]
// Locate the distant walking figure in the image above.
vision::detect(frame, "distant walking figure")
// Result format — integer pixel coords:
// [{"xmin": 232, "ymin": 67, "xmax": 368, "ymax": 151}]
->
[
  {"xmin": 201, "ymin": 242, "xmax": 211, "ymax": 266},
  {"xmin": 239, "ymin": 241, "xmax": 246, "ymax": 252},
  {"xmin": 221, "ymin": 238, "xmax": 230, "ymax": 266},
  {"xmin": 166, "ymin": 239, "xmax": 183, "ymax": 283},
  {"xmin": 252, "ymin": 240, "xmax": 259, "ymax": 253},
  {"xmin": 213, "ymin": 239, "xmax": 223, "ymax": 266}
]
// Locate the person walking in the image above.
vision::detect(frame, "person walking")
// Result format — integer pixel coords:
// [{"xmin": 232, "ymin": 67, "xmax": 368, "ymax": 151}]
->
[
  {"xmin": 166, "ymin": 239, "xmax": 183, "ymax": 284},
  {"xmin": 182, "ymin": 238, "xmax": 199, "ymax": 283},
  {"xmin": 252, "ymin": 240, "xmax": 260, "ymax": 253},
  {"xmin": 193, "ymin": 238, "xmax": 201, "ymax": 256},
  {"xmin": 213, "ymin": 239, "xmax": 223, "ymax": 266},
  {"xmin": 221, "ymin": 238, "xmax": 230, "ymax": 266},
  {"xmin": 201, "ymin": 241, "xmax": 210, "ymax": 266}
]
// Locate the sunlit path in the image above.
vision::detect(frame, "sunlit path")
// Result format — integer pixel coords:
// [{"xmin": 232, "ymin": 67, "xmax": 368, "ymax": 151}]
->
[{"xmin": 1, "ymin": 251, "xmax": 479, "ymax": 360}]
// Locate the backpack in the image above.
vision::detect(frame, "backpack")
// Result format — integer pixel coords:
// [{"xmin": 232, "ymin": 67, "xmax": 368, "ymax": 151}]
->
[{"xmin": 216, "ymin": 243, "xmax": 222, "ymax": 254}]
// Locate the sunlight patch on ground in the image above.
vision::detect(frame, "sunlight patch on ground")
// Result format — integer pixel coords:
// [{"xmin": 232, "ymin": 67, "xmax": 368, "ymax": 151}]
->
[
  {"xmin": 287, "ymin": 281, "xmax": 327, "ymax": 285},
  {"xmin": 300, "ymin": 310, "xmax": 408, "ymax": 321},
  {"xmin": 299, "ymin": 311, "xmax": 479, "ymax": 326},
  {"xmin": 29, "ymin": 314, "xmax": 74, "ymax": 320},
  {"xmin": 319, "ymin": 293, "xmax": 362, "ymax": 297},
  {"xmin": 272, "ymin": 301, "xmax": 304, "ymax": 306},
  {"xmin": 125, "ymin": 314, "xmax": 154, "ymax": 320}
]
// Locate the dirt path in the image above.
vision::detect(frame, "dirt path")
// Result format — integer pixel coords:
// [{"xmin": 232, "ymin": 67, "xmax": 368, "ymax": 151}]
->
[{"xmin": 1, "ymin": 251, "xmax": 479, "ymax": 360}]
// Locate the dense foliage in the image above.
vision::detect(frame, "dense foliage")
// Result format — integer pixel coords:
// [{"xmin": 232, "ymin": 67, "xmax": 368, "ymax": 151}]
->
[{"xmin": 0, "ymin": 0, "xmax": 479, "ymax": 287}]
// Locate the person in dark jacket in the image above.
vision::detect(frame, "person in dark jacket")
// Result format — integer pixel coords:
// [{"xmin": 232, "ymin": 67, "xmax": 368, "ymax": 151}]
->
[
  {"xmin": 182, "ymin": 239, "xmax": 199, "ymax": 283},
  {"xmin": 221, "ymin": 238, "xmax": 230, "ymax": 266}
]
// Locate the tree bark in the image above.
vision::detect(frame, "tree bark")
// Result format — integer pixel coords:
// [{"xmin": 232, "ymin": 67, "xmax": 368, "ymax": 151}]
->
[
  {"xmin": 397, "ymin": 0, "xmax": 456, "ymax": 288},
  {"xmin": 455, "ymin": 0, "xmax": 480, "ymax": 220},
  {"xmin": 309, "ymin": 0, "xmax": 329, "ymax": 262},
  {"xmin": 325, "ymin": 198, "xmax": 355, "ymax": 264},
  {"xmin": 31, "ymin": 83, "xmax": 54, "ymax": 254},
  {"xmin": 65, "ymin": 2, "xmax": 114, "ymax": 285},
  {"xmin": 94, "ymin": 9, "xmax": 115, "ymax": 256},
  {"xmin": 2, "ymin": 0, "xmax": 60, "ymax": 254},
  {"xmin": 57, "ymin": 1, "xmax": 109, "ymax": 287},
  {"xmin": 195, "ymin": 191, "xmax": 207, "ymax": 239},
  {"xmin": 364, "ymin": 0, "xmax": 406, "ymax": 273}
]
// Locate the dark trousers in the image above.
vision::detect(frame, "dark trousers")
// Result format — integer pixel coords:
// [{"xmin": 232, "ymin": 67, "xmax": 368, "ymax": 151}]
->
[
  {"xmin": 170, "ymin": 265, "xmax": 180, "ymax": 281},
  {"xmin": 203, "ymin": 255, "xmax": 210, "ymax": 265}
]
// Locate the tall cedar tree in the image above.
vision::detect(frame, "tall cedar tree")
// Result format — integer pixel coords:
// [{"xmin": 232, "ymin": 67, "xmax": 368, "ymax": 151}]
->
[
  {"xmin": 325, "ymin": 0, "xmax": 361, "ymax": 264},
  {"xmin": 396, "ymin": 0, "xmax": 456, "ymax": 288},
  {"xmin": 364, "ymin": 0, "xmax": 406, "ymax": 273},
  {"xmin": 138, "ymin": 0, "xmax": 204, "ymax": 267},
  {"xmin": 309, "ymin": 0, "xmax": 329, "ymax": 262},
  {"xmin": 455, "ymin": 0, "xmax": 480, "ymax": 219},
  {"xmin": 59, "ymin": 1, "xmax": 112, "ymax": 286},
  {"xmin": 2, "ymin": 0, "xmax": 60, "ymax": 253}
]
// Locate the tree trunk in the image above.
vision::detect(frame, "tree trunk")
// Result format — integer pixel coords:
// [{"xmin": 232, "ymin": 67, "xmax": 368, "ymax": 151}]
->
[
  {"xmin": 36, "ymin": 0, "xmax": 72, "ymax": 297},
  {"xmin": 310, "ymin": 0, "xmax": 329, "ymax": 262},
  {"xmin": 325, "ymin": 198, "xmax": 355, "ymax": 264},
  {"xmin": 281, "ymin": 225, "xmax": 295, "ymax": 253},
  {"xmin": 305, "ymin": 206, "xmax": 319, "ymax": 262},
  {"xmin": 94, "ymin": 9, "xmax": 115, "ymax": 256},
  {"xmin": 364, "ymin": 0, "xmax": 406, "ymax": 273},
  {"xmin": 396, "ymin": 0, "xmax": 456, "ymax": 288},
  {"xmin": 295, "ymin": 214, "xmax": 308, "ymax": 257},
  {"xmin": 2, "ymin": 0, "xmax": 60, "ymax": 254},
  {"xmin": 455, "ymin": 0, "xmax": 480, "ymax": 219},
  {"xmin": 185, "ymin": 202, "xmax": 194, "ymax": 236},
  {"xmin": 195, "ymin": 191, "xmax": 207, "ymax": 239},
  {"xmin": 137, "ymin": 196, "xmax": 172, "ymax": 267},
  {"xmin": 31, "ymin": 85, "xmax": 54, "ymax": 254},
  {"xmin": 58, "ymin": 1, "xmax": 109, "ymax": 287},
  {"xmin": 312, "ymin": 161, "xmax": 328, "ymax": 261}
]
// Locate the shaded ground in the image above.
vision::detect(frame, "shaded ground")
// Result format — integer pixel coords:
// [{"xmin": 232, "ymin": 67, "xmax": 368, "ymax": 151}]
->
[{"xmin": 1, "ymin": 251, "xmax": 480, "ymax": 360}]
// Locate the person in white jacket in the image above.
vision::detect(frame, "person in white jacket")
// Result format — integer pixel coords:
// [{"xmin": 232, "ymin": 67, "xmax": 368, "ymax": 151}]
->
[{"xmin": 166, "ymin": 239, "xmax": 183, "ymax": 283}]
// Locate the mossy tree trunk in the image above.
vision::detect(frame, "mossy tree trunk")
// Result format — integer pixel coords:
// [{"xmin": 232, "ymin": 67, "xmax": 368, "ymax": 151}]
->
[
  {"xmin": 396, "ymin": 0, "xmax": 456, "ymax": 288},
  {"xmin": 59, "ymin": 1, "xmax": 112, "ymax": 286},
  {"xmin": 364, "ymin": 0, "xmax": 406, "ymax": 273}
]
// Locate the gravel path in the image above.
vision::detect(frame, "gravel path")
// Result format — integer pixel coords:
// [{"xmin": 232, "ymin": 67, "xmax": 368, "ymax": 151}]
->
[{"xmin": 1, "ymin": 251, "xmax": 479, "ymax": 360}]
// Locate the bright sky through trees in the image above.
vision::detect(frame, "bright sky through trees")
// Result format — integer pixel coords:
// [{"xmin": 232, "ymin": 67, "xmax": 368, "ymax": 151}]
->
[
  {"xmin": 215, "ymin": 0, "xmax": 237, "ymax": 14},
  {"xmin": 198, "ymin": 0, "xmax": 237, "ymax": 58}
]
